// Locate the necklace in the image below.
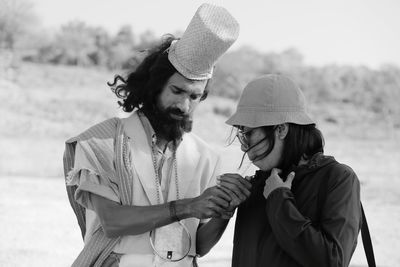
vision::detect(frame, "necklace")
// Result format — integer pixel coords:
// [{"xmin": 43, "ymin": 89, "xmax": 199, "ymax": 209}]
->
[
  {"xmin": 149, "ymin": 143, "xmax": 192, "ymax": 262},
  {"xmin": 150, "ymin": 144, "xmax": 179, "ymax": 203}
]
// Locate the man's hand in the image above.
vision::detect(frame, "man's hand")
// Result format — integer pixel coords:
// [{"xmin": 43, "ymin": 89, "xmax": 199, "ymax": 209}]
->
[
  {"xmin": 216, "ymin": 173, "xmax": 252, "ymax": 212},
  {"xmin": 263, "ymin": 168, "xmax": 295, "ymax": 200},
  {"xmin": 186, "ymin": 186, "xmax": 232, "ymax": 219}
]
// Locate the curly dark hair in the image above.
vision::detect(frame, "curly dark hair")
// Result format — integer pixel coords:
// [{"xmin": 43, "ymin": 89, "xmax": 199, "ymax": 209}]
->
[{"xmin": 108, "ymin": 35, "xmax": 210, "ymax": 113}]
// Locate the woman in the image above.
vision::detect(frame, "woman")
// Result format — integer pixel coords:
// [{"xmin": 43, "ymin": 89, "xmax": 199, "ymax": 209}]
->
[{"xmin": 218, "ymin": 74, "xmax": 361, "ymax": 267}]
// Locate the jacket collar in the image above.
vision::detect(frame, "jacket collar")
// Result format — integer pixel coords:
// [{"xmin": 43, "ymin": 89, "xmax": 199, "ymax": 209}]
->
[
  {"xmin": 293, "ymin": 152, "xmax": 336, "ymax": 172},
  {"xmin": 251, "ymin": 153, "xmax": 336, "ymax": 184}
]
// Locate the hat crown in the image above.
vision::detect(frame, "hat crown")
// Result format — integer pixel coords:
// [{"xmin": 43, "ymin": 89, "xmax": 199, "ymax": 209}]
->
[
  {"xmin": 239, "ymin": 74, "xmax": 307, "ymax": 112},
  {"xmin": 226, "ymin": 74, "xmax": 315, "ymax": 127},
  {"xmin": 168, "ymin": 3, "xmax": 239, "ymax": 80}
]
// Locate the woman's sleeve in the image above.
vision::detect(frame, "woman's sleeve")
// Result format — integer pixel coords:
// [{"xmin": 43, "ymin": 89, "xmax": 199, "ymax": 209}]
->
[
  {"xmin": 66, "ymin": 142, "xmax": 120, "ymax": 210},
  {"xmin": 265, "ymin": 165, "xmax": 361, "ymax": 267}
]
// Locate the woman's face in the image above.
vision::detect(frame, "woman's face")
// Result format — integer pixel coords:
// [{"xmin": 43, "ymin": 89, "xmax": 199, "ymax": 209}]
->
[{"xmin": 239, "ymin": 126, "xmax": 284, "ymax": 171}]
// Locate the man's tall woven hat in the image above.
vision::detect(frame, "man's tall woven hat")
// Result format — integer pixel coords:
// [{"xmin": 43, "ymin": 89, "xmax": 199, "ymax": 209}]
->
[{"xmin": 168, "ymin": 3, "xmax": 240, "ymax": 80}]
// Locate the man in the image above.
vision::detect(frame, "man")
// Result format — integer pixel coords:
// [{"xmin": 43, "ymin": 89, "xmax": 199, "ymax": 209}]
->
[{"xmin": 63, "ymin": 4, "xmax": 251, "ymax": 267}]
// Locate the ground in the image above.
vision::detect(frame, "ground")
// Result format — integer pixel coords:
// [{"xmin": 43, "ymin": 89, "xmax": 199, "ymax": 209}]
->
[
  {"xmin": 1, "ymin": 64, "xmax": 399, "ymax": 266},
  {"xmin": 1, "ymin": 134, "xmax": 399, "ymax": 267}
]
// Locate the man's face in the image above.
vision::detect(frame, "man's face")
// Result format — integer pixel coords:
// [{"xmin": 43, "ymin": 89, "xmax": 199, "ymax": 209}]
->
[
  {"xmin": 158, "ymin": 72, "xmax": 207, "ymax": 118},
  {"xmin": 152, "ymin": 72, "xmax": 207, "ymax": 141}
]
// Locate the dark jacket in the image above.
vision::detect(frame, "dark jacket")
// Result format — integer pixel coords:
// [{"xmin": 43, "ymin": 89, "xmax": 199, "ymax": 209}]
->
[{"xmin": 232, "ymin": 153, "xmax": 361, "ymax": 267}]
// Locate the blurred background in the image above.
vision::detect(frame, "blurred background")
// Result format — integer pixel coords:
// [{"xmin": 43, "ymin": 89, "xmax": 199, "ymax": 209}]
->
[{"xmin": 0, "ymin": 0, "xmax": 399, "ymax": 266}]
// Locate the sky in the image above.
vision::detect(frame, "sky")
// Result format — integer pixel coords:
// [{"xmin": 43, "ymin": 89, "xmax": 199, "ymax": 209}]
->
[{"xmin": 32, "ymin": 0, "xmax": 400, "ymax": 68}]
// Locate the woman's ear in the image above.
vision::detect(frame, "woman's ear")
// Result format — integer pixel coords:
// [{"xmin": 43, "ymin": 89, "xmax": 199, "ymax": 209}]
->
[{"xmin": 276, "ymin": 123, "xmax": 289, "ymax": 139}]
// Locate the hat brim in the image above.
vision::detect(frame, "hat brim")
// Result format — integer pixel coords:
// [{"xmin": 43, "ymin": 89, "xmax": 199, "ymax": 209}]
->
[{"xmin": 226, "ymin": 110, "xmax": 315, "ymax": 127}]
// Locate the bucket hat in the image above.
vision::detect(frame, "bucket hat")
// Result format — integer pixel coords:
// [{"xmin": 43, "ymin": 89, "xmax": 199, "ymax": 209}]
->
[
  {"xmin": 168, "ymin": 3, "xmax": 240, "ymax": 80},
  {"xmin": 226, "ymin": 74, "xmax": 315, "ymax": 127}
]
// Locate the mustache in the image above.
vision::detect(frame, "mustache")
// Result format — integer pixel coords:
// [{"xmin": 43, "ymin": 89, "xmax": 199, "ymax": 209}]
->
[
  {"xmin": 166, "ymin": 108, "xmax": 190, "ymax": 119},
  {"xmin": 144, "ymin": 105, "xmax": 193, "ymax": 142}
]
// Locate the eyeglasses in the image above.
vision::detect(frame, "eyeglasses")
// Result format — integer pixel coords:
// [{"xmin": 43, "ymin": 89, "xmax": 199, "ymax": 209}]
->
[
  {"xmin": 236, "ymin": 126, "xmax": 278, "ymax": 152},
  {"xmin": 236, "ymin": 126, "xmax": 277, "ymax": 169},
  {"xmin": 236, "ymin": 128, "xmax": 269, "ymax": 168},
  {"xmin": 236, "ymin": 128, "xmax": 254, "ymax": 148}
]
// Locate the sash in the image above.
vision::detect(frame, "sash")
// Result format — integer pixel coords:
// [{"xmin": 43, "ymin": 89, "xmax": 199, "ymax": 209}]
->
[{"xmin": 63, "ymin": 118, "xmax": 133, "ymax": 267}]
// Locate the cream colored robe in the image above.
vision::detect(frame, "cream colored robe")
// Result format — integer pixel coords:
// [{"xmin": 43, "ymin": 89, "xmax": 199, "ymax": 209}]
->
[{"xmin": 64, "ymin": 112, "xmax": 221, "ymax": 266}]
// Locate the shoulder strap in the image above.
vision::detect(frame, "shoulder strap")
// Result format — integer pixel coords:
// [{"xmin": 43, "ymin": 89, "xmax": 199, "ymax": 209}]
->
[
  {"xmin": 360, "ymin": 203, "xmax": 376, "ymax": 267},
  {"xmin": 317, "ymin": 169, "xmax": 376, "ymax": 267}
]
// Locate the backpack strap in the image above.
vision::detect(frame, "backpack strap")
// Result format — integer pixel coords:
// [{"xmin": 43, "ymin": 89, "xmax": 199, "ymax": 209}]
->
[
  {"xmin": 316, "ymin": 170, "xmax": 376, "ymax": 267},
  {"xmin": 360, "ymin": 203, "xmax": 376, "ymax": 267}
]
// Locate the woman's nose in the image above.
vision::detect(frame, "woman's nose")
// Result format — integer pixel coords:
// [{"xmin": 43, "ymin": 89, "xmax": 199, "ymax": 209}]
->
[{"xmin": 240, "ymin": 143, "xmax": 249, "ymax": 152}]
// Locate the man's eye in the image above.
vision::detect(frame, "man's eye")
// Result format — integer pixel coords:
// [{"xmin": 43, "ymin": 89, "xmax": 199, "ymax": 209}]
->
[{"xmin": 190, "ymin": 94, "xmax": 201, "ymax": 100}]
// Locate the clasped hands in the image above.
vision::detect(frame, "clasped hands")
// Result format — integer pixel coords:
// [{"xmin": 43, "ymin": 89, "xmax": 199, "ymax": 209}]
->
[
  {"xmin": 191, "ymin": 173, "xmax": 252, "ymax": 220},
  {"xmin": 191, "ymin": 168, "xmax": 296, "ymax": 220}
]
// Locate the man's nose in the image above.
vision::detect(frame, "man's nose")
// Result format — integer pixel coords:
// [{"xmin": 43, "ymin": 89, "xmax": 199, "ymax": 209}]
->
[{"xmin": 176, "ymin": 97, "xmax": 190, "ymax": 114}]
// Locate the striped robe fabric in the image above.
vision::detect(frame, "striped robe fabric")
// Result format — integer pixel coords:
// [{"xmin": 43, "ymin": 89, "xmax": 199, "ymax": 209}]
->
[{"xmin": 63, "ymin": 118, "xmax": 133, "ymax": 267}]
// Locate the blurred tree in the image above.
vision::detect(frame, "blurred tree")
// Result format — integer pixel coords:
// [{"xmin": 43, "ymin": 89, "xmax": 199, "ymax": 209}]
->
[
  {"xmin": 33, "ymin": 24, "xmax": 110, "ymax": 66},
  {"xmin": 137, "ymin": 30, "xmax": 158, "ymax": 50},
  {"xmin": 54, "ymin": 21, "xmax": 98, "ymax": 66},
  {"xmin": 4, "ymin": 9, "xmax": 397, "ymax": 129},
  {"xmin": 0, "ymin": 0, "xmax": 38, "ymax": 51},
  {"xmin": 115, "ymin": 25, "xmax": 135, "ymax": 45},
  {"xmin": 211, "ymin": 46, "xmax": 264, "ymax": 99},
  {"xmin": 263, "ymin": 48, "xmax": 304, "ymax": 74},
  {"xmin": 0, "ymin": 0, "xmax": 39, "ymax": 77},
  {"xmin": 88, "ymin": 27, "xmax": 111, "ymax": 66},
  {"xmin": 374, "ymin": 65, "xmax": 400, "ymax": 123},
  {"xmin": 294, "ymin": 66, "xmax": 330, "ymax": 102},
  {"xmin": 108, "ymin": 25, "xmax": 136, "ymax": 69},
  {"xmin": 108, "ymin": 28, "xmax": 160, "ymax": 70}
]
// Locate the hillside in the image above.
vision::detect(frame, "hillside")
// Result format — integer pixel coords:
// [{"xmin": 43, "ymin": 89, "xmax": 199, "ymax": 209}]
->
[{"xmin": 0, "ymin": 62, "xmax": 398, "ymax": 176}]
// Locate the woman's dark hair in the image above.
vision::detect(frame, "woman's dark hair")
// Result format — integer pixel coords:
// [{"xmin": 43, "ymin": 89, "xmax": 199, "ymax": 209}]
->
[
  {"xmin": 237, "ymin": 123, "xmax": 324, "ymax": 174},
  {"xmin": 108, "ymin": 35, "xmax": 210, "ymax": 113},
  {"xmin": 279, "ymin": 123, "xmax": 324, "ymax": 173}
]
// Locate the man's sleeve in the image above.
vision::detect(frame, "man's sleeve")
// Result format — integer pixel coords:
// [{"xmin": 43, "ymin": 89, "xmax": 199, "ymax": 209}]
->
[
  {"xmin": 66, "ymin": 142, "xmax": 120, "ymax": 210},
  {"xmin": 199, "ymin": 155, "xmax": 222, "ymax": 224}
]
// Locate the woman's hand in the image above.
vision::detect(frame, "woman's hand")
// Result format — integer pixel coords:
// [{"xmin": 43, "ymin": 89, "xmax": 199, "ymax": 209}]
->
[
  {"xmin": 216, "ymin": 173, "xmax": 252, "ymax": 212},
  {"xmin": 263, "ymin": 168, "xmax": 295, "ymax": 200}
]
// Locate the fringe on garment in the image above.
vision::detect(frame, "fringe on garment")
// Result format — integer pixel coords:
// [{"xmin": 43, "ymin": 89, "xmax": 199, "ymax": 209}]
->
[{"xmin": 66, "ymin": 168, "xmax": 100, "ymax": 186}]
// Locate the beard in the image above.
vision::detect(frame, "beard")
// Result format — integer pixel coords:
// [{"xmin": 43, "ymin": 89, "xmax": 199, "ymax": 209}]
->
[{"xmin": 144, "ymin": 105, "xmax": 193, "ymax": 142}]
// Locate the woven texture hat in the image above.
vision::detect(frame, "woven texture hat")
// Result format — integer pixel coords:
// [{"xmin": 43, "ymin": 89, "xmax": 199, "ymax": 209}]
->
[
  {"xmin": 168, "ymin": 3, "xmax": 239, "ymax": 80},
  {"xmin": 226, "ymin": 74, "xmax": 315, "ymax": 127}
]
